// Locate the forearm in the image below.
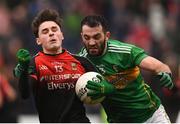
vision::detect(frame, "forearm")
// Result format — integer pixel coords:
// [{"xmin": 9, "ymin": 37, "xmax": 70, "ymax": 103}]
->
[
  {"xmin": 155, "ymin": 63, "xmax": 171, "ymax": 74},
  {"xmin": 139, "ymin": 56, "xmax": 174, "ymax": 89},
  {"xmin": 139, "ymin": 56, "xmax": 171, "ymax": 74},
  {"xmin": 19, "ymin": 70, "xmax": 30, "ymax": 99}
]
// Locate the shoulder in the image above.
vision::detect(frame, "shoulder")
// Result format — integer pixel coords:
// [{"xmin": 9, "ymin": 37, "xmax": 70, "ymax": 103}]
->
[
  {"xmin": 108, "ymin": 39, "xmax": 134, "ymax": 47},
  {"xmin": 107, "ymin": 39, "xmax": 134, "ymax": 54}
]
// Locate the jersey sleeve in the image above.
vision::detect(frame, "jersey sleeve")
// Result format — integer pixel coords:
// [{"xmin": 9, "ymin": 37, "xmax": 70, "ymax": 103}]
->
[
  {"xmin": 29, "ymin": 56, "xmax": 38, "ymax": 80},
  {"xmin": 18, "ymin": 57, "xmax": 37, "ymax": 99},
  {"xmin": 131, "ymin": 45, "xmax": 148, "ymax": 65}
]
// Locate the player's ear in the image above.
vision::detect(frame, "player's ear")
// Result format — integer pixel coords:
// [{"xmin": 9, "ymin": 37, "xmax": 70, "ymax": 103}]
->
[
  {"xmin": 105, "ymin": 31, "xmax": 111, "ymax": 40},
  {"xmin": 36, "ymin": 38, "xmax": 41, "ymax": 45},
  {"xmin": 61, "ymin": 32, "xmax": 64, "ymax": 40},
  {"xmin": 80, "ymin": 32, "xmax": 83, "ymax": 38}
]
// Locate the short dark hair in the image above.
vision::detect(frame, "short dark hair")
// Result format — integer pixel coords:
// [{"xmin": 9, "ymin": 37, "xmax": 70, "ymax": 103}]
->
[
  {"xmin": 31, "ymin": 9, "xmax": 62, "ymax": 38},
  {"xmin": 81, "ymin": 15, "xmax": 109, "ymax": 32}
]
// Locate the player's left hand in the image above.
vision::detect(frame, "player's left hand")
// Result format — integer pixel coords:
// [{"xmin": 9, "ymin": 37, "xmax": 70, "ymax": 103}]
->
[
  {"xmin": 86, "ymin": 75, "xmax": 116, "ymax": 97},
  {"xmin": 16, "ymin": 49, "xmax": 31, "ymax": 67},
  {"xmin": 13, "ymin": 49, "xmax": 31, "ymax": 78},
  {"xmin": 157, "ymin": 72, "xmax": 174, "ymax": 90}
]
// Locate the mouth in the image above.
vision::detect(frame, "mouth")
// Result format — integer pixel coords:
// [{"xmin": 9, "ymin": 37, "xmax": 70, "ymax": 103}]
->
[
  {"xmin": 89, "ymin": 48, "xmax": 97, "ymax": 50},
  {"xmin": 88, "ymin": 47, "xmax": 99, "ymax": 54},
  {"xmin": 50, "ymin": 39, "xmax": 57, "ymax": 43},
  {"xmin": 89, "ymin": 46, "xmax": 98, "ymax": 50}
]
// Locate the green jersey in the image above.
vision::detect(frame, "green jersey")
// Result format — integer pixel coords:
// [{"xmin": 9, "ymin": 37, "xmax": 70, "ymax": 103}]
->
[{"xmin": 79, "ymin": 39, "xmax": 161, "ymax": 123}]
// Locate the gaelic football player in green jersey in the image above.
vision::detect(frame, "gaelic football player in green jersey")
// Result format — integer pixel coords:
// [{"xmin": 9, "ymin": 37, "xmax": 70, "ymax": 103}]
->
[{"xmin": 79, "ymin": 15, "xmax": 174, "ymax": 123}]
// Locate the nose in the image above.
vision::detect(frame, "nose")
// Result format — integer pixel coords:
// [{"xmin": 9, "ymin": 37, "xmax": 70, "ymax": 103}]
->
[
  {"xmin": 88, "ymin": 39, "xmax": 96, "ymax": 46},
  {"xmin": 49, "ymin": 30, "xmax": 54, "ymax": 36}
]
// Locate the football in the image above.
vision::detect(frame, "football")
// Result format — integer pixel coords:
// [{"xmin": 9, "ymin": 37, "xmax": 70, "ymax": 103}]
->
[{"xmin": 75, "ymin": 72, "xmax": 105, "ymax": 104}]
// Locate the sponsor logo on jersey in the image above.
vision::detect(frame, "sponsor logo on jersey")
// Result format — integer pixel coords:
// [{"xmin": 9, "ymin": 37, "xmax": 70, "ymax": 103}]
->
[
  {"xmin": 106, "ymin": 74, "xmax": 128, "ymax": 89},
  {"xmin": 42, "ymin": 73, "xmax": 81, "ymax": 81},
  {"xmin": 106, "ymin": 66, "xmax": 140, "ymax": 89},
  {"xmin": 39, "ymin": 73, "xmax": 82, "ymax": 90},
  {"xmin": 47, "ymin": 82, "xmax": 75, "ymax": 90}
]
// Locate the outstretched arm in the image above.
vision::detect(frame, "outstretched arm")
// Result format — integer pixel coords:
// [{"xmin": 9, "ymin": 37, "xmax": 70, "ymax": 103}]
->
[
  {"xmin": 139, "ymin": 56, "xmax": 171, "ymax": 74},
  {"xmin": 139, "ymin": 56, "xmax": 174, "ymax": 89}
]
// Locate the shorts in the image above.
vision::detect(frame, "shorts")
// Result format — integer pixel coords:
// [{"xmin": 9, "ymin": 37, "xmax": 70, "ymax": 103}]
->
[{"xmin": 144, "ymin": 104, "xmax": 171, "ymax": 123}]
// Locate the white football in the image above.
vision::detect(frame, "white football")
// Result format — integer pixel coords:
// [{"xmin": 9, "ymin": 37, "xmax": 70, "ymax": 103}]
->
[{"xmin": 75, "ymin": 72, "xmax": 105, "ymax": 104}]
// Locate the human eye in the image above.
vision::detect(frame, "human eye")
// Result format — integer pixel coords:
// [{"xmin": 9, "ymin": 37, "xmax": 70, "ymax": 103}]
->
[
  {"xmin": 51, "ymin": 26, "xmax": 58, "ymax": 32},
  {"xmin": 83, "ymin": 35, "xmax": 90, "ymax": 40},
  {"xmin": 42, "ymin": 29, "xmax": 48, "ymax": 34},
  {"xmin": 93, "ymin": 34, "xmax": 101, "ymax": 40}
]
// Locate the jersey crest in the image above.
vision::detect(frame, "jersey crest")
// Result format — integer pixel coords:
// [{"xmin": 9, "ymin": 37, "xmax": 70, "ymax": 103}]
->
[{"xmin": 71, "ymin": 62, "xmax": 77, "ymax": 70}]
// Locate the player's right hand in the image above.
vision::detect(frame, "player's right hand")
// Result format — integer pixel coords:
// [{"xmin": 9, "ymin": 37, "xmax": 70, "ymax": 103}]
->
[
  {"xmin": 86, "ymin": 75, "xmax": 116, "ymax": 97},
  {"xmin": 16, "ymin": 49, "xmax": 31, "ymax": 67}
]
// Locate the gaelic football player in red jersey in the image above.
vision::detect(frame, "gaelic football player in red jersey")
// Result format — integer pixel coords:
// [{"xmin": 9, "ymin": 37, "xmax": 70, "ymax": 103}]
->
[{"xmin": 13, "ymin": 9, "xmax": 97, "ymax": 123}]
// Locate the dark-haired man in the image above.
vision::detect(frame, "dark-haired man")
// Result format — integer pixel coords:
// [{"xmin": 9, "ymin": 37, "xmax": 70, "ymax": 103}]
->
[
  {"xmin": 79, "ymin": 15, "xmax": 174, "ymax": 123},
  {"xmin": 13, "ymin": 9, "xmax": 97, "ymax": 123}
]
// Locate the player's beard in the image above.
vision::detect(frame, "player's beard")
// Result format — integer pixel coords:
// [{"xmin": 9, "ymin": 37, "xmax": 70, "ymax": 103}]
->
[{"xmin": 86, "ymin": 39, "xmax": 106, "ymax": 57}]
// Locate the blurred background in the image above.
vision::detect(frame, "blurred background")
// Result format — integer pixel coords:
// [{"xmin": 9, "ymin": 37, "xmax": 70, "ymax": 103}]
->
[{"xmin": 0, "ymin": 0, "xmax": 179, "ymax": 123}]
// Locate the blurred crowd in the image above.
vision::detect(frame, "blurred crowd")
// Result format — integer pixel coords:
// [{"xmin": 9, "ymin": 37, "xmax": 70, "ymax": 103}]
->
[{"xmin": 0, "ymin": 0, "xmax": 179, "ymax": 122}]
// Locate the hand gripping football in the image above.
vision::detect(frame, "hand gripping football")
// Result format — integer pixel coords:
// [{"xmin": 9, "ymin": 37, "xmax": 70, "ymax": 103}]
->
[{"xmin": 75, "ymin": 72, "xmax": 105, "ymax": 104}]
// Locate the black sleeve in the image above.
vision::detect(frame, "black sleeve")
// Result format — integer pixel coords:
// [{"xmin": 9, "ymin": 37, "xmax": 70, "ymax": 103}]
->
[
  {"xmin": 18, "ymin": 71, "xmax": 31, "ymax": 99},
  {"xmin": 18, "ymin": 57, "xmax": 37, "ymax": 99},
  {"xmin": 73, "ymin": 55, "xmax": 98, "ymax": 72}
]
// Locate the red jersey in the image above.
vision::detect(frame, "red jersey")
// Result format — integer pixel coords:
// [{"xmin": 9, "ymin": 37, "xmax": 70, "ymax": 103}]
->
[
  {"xmin": 31, "ymin": 50, "xmax": 88, "ymax": 90},
  {"xmin": 19, "ymin": 49, "xmax": 97, "ymax": 122}
]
